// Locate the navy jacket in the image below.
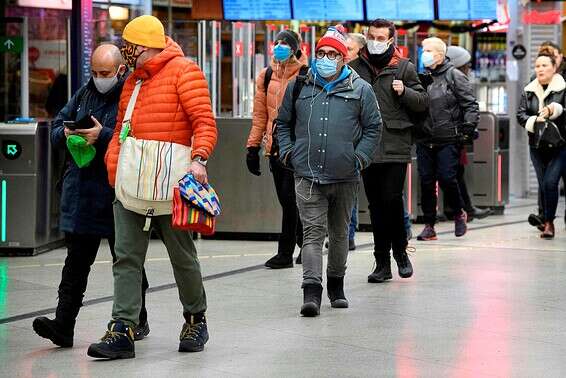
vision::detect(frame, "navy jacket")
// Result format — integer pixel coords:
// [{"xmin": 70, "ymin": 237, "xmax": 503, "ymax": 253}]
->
[{"xmin": 51, "ymin": 75, "xmax": 126, "ymax": 237}]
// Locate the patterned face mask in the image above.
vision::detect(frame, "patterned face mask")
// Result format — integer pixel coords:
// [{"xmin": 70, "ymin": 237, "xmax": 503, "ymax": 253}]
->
[{"xmin": 120, "ymin": 43, "xmax": 144, "ymax": 68}]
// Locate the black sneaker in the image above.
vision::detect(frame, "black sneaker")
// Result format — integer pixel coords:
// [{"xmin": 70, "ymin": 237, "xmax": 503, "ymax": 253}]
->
[
  {"xmin": 327, "ymin": 276, "xmax": 348, "ymax": 308},
  {"xmin": 300, "ymin": 284, "xmax": 323, "ymax": 317},
  {"xmin": 179, "ymin": 314, "xmax": 209, "ymax": 353},
  {"xmin": 87, "ymin": 321, "xmax": 135, "ymax": 359},
  {"xmin": 133, "ymin": 321, "xmax": 150, "ymax": 341},
  {"xmin": 265, "ymin": 254, "xmax": 293, "ymax": 269},
  {"xmin": 417, "ymin": 224, "xmax": 437, "ymax": 241},
  {"xmin": 470, "ymin": 206, "xmax": 491, "ymax": 220},
  {"xmin": 393, "ymin": 249, "xmax": 414, "ymax": 279},
  {"xmin": 528, "ymin": 213, "xmax": 545, "ymax": 231},
  {"xmin": 348, "ymin": 239, "xmax": 356, "ymax": 251},
  {"xmin": 367, "ymin": 258, "xmax": 393, "ymax": 283},
  {"xmin": 455, "ymin": 211, "xmax": 468, "ymax": 237},
  {"xmin": 32, "ymin": 317, "xmax": 74, "ymax": 348}
]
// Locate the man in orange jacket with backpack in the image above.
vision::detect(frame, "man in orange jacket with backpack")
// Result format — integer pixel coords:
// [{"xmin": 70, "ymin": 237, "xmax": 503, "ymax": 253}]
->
[{"xmin": 87, "ymin": 15, "xmax": 217, "ymax": 360}]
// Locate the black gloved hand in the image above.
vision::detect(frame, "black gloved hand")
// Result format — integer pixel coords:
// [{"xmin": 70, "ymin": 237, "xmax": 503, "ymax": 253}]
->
[
  {"xmin": 460, "ymin": 123, "xmax": 476, "ymax": 145},
  {"xmin": 246, "ymin": 146, "xmax": 261, "ymax": 176}
]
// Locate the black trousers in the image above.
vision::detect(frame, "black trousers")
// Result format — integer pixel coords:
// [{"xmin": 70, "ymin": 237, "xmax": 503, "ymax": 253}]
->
[
  {"xmin": 362, "ymin": 162, "xmax": 408, "ymax": 257},
  {"xmin": 56, "ymin": 233, "xmax": 149, "ymax": 325},
  {"xmin": 270, "ymin": 157, "xmax": 303, "ymax": 256},
  {"xmin": 417, "ymin": 144, "xmax": 464, "ymax": 225}
]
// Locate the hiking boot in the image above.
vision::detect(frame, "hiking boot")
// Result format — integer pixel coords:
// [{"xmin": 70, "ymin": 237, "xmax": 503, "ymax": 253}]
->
[
  {"xmin": 368, "ymin": 253, "xmax": 392, "ymax": 283},
  {"xmin": 327, "ymin": 276, "xmax": 348, "ymax": 308},
  {"xmin": 455, "ymin": 211, "xmax": 468, "ymax": 237},
  {"xmin": 417, "ymin": 224, "xmax": 437, "ymax": 241},
  {"xmin": 348, "ymin": 239, "xmax": 356, "ymax": 251},
  {"xmin": 528, "ymin": 213, "xmax": 545, "ymax": 231},
  {"xmin": 133, "ymin": 321, "xmax": 150, "ymax": 341},
  {"xmin": 541, "ymin": 221, "xmax": 555, "ymax": 239},
  {"xmin": 393, "ymin": 249, "xmax": 413, "ymax": 279},
  {"xmin": 179, "ymin": 313, "xmax": 209, "ymax": 353},
  {"xmin": 32, "ymin": 317, "xmax": 74, "ymax": 348},
  {"xmin": 295, "ymin": 251, "xmax": 302, "ymax": 265},
  {"xmin": 300, "ymin": 284, "xmax": 323, "ymax": 317},
  {"xmin": 87, "ymin": 321, "xmax": 135, "ymax": 359},
  {"xmin": 265, "ymin": 254, "xmax": 293, "ymax": 269}
]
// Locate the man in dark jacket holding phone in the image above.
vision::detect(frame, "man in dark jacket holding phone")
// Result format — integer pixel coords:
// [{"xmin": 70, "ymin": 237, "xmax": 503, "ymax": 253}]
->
[
  {"xmin": 32, "ymin": 44, "xmax": 150, "ymax": 348},
  {"xmin": 349, "ymin": 19, "xmax": 429, "ymax": 283}
]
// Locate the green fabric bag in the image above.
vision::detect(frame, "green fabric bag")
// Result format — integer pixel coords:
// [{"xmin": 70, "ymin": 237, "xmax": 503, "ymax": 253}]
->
[{"xmin": 66, "ymin": 135, "xmax": 96, "ymax": 168}]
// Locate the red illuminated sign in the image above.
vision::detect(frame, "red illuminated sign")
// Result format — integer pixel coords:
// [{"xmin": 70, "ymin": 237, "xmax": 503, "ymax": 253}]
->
[
  {"xmin": 235, "ymin": 41, "xmax": 243, "ymax": 57},
  {"xmin": 268, "ymin": 42, "xmax": 275, "ymax": 56},
  {"xmin": 301, "ymin": 42, "xmax": 310, "ymax": 57},
  {"xmin": 522, "ymin": 10, "xmax": 561, "ymax": 25}
]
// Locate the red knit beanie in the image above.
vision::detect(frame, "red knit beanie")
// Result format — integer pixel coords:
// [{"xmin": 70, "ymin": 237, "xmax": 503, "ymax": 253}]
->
[{"xmin": 316, "ymin": 24, "xmax": 348, "ymax": 58}]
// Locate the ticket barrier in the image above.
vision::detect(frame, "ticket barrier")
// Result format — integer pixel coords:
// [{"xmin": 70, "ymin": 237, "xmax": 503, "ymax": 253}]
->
[{"xmin": 0, "ymin": 122, "xmax": 64, "ymax": 255}]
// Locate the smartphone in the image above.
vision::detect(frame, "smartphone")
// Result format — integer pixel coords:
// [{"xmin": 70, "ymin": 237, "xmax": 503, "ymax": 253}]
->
[
  {"xmin": 63, "ymin": 120, "xmax": 78, "ymax": 130},
  {"xmin": 63, "ymin": 115, "xmax": 95, "ymax": 130}
]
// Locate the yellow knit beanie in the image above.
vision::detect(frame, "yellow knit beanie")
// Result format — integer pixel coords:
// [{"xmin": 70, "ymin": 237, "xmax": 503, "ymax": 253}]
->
[{"xmin": 122, "ymin": 15, "xmax": 166, "ymax": 49}]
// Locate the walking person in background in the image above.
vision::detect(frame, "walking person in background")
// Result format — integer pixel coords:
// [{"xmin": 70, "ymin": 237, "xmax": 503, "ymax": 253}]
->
[
  {"xmin": 416, "ymin": 37, "xmax": 479, "ymax": 241},
  {"xmin": 33, "ymin": 44, "xmax": 150, "ymax": 348},
  {"xmin": 246, "ymin": 30, "xmax": 308, "ymax": 269},
  {"xmin": 277, "ymin": 25, "xmax": 381, "ymax": 317},
  {"xmin": 349, "ymin": 19, "xmax": 428, "ymax": 282},
  {"xmin": 517, "ymin": 47, "xmax": 566, "ymax": 239},
  {"xmin": 87, "ymin": 15, "xmax": 217, "ymax": 359}
]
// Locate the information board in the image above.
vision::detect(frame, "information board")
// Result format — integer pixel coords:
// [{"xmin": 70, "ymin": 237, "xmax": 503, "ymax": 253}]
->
[
  {"xmin": 366, "ymin": 0, "xmax": 434, "ymax": 21},
  {"xmin": 438, "ymin": 0, "xmax": 498, "ymax": 20},
  {"xmin": 223, "ymin": 0, "xmax": 292, "ymax": 20},
  {"xmin": 292, "ymin": 0, "xmax": 364, "ymax": 21}
]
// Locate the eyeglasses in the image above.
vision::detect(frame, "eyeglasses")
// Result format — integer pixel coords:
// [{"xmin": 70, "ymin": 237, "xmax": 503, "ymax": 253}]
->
[{"xmin": 315, "ymin": 50, "xmax": 342, "ymax": 61}]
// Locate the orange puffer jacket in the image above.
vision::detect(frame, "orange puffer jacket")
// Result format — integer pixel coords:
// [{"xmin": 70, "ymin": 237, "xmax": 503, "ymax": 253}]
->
[
  {"xmin": 247, "ymin": 54, "xmax": 308, "ymax": 155},
  {"xmin": 105, "ymin": 37, "xmax": 217, "ymax": 186}
]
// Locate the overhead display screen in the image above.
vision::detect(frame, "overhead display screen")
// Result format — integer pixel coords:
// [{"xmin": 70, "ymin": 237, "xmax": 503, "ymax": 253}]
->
[
  {"xmin": 223, "ymin": 0, "xmax": 292, "ymax": 20},
  {"xmin": 292, "ymin": 0, "xmax": 364, "ymax": 21},
  {"xmin": 438, "ymin": 0, "xmax": 497, "ymax": 20},
  {"xmin": 366, "ymin": 0, "xmax": 434, "ymax": 21}
]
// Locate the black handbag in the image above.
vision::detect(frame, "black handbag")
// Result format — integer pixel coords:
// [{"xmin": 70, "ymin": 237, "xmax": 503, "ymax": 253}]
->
[{"xmin": 533, "ymin": 120, "xmax": 566, "ymax": 149}]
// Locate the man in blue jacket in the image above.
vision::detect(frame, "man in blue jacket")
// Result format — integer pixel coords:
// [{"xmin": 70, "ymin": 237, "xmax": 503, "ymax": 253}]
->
[
  {"xmin": 32, "ymin": 44, "xmax": 149, "ymax": 347},
  {"xmin": 277, "ymin": 25, "xmax": 381, "ymax": 317}
]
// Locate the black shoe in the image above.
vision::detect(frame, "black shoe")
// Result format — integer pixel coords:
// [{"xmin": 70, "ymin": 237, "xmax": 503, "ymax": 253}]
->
[
  {"xmin": 300, "ymin": 284, "xmax": 323, "ymax": 317},
  {"xmin": 32, "ymin": 317, "xmax": 74, "ymax": 348},
  {"xmin": 265, "ymin": 254, "xmax": 293, "ymax": 269},
  {"xmin": 87, "ymin": 321, "xmax": 135, "ymax": 359},
  {"xmin": 179, "ymin": 314, "xmax": 209, "ymax": 353},
  {"xmin": 470, "ymin": 206, "xmax": 491, "ymax": 220},
  {"xmin": 348, "ymin": 239, "xmax": 356, "ymax": 251},
  {"xmin": 368, "ymin": 254, "xmax": 392, "ymax": 283},
  {"xmin": 327, "ymin": 277, "xmax": 348, "ymax": 308},
  {"xmin": 133, "ymin": 321, "xmax": 150, "ymax": 341},
  {"xmin": 295, "ymin": 251, "xmax": 302, "ymax": 265},
  {"xmin": 393, "ymin": 249, "xmax": 414, "ymax": 279},
  {"xmin": 528, "ymin": 214, "xmax": 545, "ymax": 231}
]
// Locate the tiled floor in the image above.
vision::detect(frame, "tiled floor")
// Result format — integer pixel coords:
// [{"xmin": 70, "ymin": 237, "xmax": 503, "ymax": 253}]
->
[{"xmin": 1, "ymin": 198, "xmax": 566, "ymax": 377}]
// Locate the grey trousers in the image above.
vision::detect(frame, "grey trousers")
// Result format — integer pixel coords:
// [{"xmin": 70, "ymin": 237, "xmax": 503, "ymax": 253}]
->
[
  {"xmin": 112, "ymin": 201, "xmax": 207, "ymax": 327},
  {"xmin": 295, "ymin": 178, "xmax": 359, "ymax": 286}
]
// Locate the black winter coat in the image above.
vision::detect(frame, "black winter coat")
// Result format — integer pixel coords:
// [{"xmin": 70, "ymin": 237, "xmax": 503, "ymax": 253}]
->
[
  {"xmin": 349, "ymin": 52, "xmax": 429, "ymax": 163},
  {"xmin": 423, "ymin": 60, "xmax": 479, "ymax": 145},
  {"xmin": 51, "ymin": 75, "xmax": 126, "ymax": 237},
  {"xmin": 517, "ymin": 74, "xmax": 566, "ymax": 147}
]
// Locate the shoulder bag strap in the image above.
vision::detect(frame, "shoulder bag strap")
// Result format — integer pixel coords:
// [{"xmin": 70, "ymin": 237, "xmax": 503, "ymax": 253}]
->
[{"xmin": 123, "ymin": 79, "xmax": 143, "ymax": 134}]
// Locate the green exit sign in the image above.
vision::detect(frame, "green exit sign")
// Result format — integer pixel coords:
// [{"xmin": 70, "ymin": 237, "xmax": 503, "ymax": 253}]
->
[
  {"xmin": 0, "ymin": 37, "xmax": 23, "ymax": 54},
  {"xmin": 2, "ymin": 141, "xmax": 22, "ymax": 160}
]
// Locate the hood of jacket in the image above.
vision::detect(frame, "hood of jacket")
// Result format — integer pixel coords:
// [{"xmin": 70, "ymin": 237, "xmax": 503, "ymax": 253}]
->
[{"xmin": 132, "ymin": 37, "xmax": 184, "ymax": 80}]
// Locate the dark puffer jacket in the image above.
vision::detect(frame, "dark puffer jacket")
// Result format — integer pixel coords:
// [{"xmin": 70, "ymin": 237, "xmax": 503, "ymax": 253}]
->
[
  {"xmin": 349, "ymin": 49, "xmax": 429, "ymax": 163},
  {"xmin": 517, "ymin": 74, "xmax": 566, "ymax": 147},
  {"xmin": 423, "ymin": 60, "xmax": 479, "ymax": 145},
  {"xmin": 51, "ymin": 75, "xmax": 126, "ymax": 237}
]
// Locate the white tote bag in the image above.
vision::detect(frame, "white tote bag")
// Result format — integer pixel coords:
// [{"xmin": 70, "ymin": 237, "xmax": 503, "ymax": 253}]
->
[{"xmin": 115, "ymin": 79, "xmax": 191, "ymax": 218}]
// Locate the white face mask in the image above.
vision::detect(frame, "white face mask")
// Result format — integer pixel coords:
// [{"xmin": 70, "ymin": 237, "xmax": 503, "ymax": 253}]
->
[
  {"xmin": 421, "ymin": 51, "xmax": 436, "ymax": 68},
  {"xmin": 93, "ymin": 74, "xmax": 118, "ymax": 94},
  {"xmin": 367, "ymin": 39, "xmax": 390, "ymax": 55}
]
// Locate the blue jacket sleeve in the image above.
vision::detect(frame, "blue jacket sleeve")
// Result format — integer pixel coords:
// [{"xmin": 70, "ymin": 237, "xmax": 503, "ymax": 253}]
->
[
  {"xmin": 50, "ymin": 88, "xmax": 82, "ymax": 149},
  {"xmin": 355, "ymin": 82, "xmax": 382, "ymax": 169},
  {"xmin": 274, "ymin": 79, "xmax": 296, "ymax": 163},
  {"xmin": 96, "ymin": 125, "xmax": 114, "ymax": 147}
]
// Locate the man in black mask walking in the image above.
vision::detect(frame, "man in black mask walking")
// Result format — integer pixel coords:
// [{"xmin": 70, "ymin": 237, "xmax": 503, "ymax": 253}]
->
[{"xmin": 350, "ymin": 19, "xmax": 428, "ymax": 283}]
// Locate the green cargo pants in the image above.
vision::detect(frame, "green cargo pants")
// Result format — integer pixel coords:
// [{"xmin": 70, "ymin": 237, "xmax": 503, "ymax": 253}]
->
[{"xmin": 111, "ymin": 200, "xmax": 207, "ymax": 327}]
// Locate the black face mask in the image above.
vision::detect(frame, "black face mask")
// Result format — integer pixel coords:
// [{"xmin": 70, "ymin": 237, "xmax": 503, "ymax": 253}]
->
[{"xmin": 367, "ymin": 44, "xmax": 395, "ymax": 69}]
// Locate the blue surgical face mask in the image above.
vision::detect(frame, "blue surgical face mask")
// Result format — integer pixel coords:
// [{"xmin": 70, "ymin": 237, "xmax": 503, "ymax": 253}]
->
[
  {"xmin": 315, "ymin": 56, "xmax": 338, "ymax": 78},
  {"xmin": 421, "ymin": 51, "xmax": 436, "ymax": 68},
  {"xmin": 273, "ymin": 44, "xmax": 292, "ymax": 62}
]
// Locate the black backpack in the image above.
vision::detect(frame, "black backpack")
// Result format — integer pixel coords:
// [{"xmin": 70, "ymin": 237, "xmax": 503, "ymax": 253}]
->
[
  {"xmin": 267, "ymin": 65, "xmax": 309, "ymax": 157},
  {"xmin": 395, "ymin": 59, "xmax": 433, "ymax": 140}
]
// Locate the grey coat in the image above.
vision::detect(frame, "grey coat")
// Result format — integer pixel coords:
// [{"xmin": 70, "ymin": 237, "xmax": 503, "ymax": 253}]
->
[{"xmin": 276, "ymin": 69, "xmax": 382, "ymax": 184}]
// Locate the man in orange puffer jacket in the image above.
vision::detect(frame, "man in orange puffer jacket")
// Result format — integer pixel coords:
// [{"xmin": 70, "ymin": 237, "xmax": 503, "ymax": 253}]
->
[{"xmin": 88, "ymin": 15, "xmax": 217, "ymax": 360}]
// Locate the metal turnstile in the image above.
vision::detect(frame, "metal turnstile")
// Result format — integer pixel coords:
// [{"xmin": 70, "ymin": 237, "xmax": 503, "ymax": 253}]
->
[{"xmin": 0, "ymin": 122, "xmax": 64, "ymax": 255}]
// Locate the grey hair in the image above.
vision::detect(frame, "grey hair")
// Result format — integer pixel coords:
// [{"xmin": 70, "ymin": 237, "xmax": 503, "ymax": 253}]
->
[{"xmin": 348, "ymin": 33, "xmax": 367, "ymax": 48}]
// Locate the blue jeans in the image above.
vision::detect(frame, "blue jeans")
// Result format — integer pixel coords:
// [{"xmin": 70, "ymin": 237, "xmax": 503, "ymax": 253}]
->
[
  {"xmin": 349, "ymin": 202, "xmax": 358, "ymax": 241},
  {"xmin": 530, "ymin": 147, "xmax": 566, "ymax": 222},
  {"xmin": 403, "ymin": 197, "xmax": 411, "ymax": 233}
]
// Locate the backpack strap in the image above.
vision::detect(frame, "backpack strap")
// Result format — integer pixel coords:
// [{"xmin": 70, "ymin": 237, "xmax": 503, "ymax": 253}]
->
[
  {"xmin": 290, "ymin": 65, "xmax": 310, "ymax": 140},
  {"xmin": 263, "ymin": 67, "xmax": 273, "ymax": 94},
  {"xmin": 395, "ymin": 58, "xmax": 410, "ymax": 81}
]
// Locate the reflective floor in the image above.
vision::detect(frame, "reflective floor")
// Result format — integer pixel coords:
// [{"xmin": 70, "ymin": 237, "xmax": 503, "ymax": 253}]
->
[{"xmin": 1, "ymin": 198, "xmax": 565, "ymax": 377}]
